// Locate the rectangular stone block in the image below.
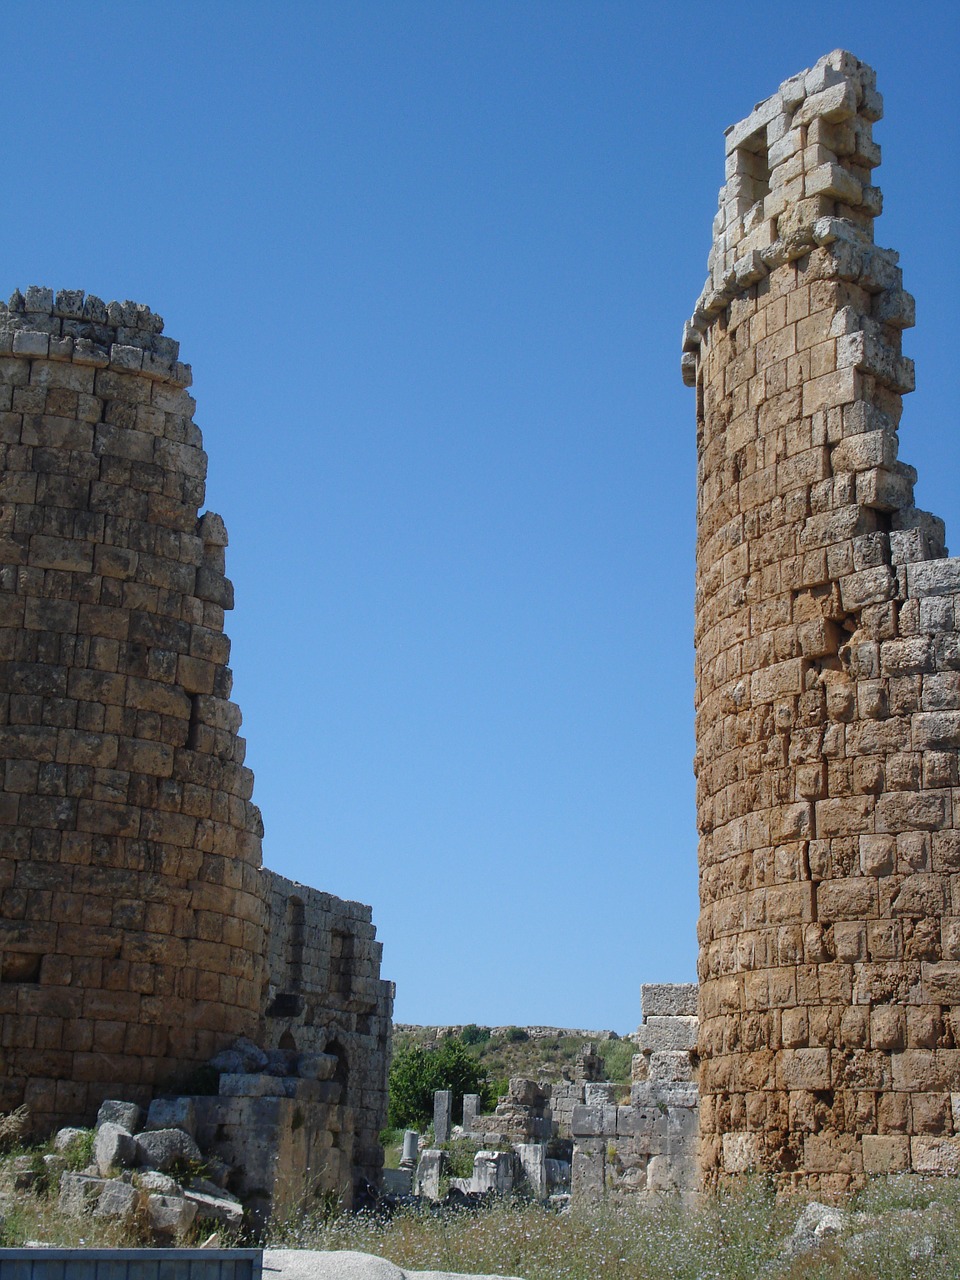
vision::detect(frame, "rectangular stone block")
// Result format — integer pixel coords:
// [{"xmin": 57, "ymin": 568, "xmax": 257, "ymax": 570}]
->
[{"xmin": 640, "ymin": 983, "xmax": 698, "ymax": 1018}]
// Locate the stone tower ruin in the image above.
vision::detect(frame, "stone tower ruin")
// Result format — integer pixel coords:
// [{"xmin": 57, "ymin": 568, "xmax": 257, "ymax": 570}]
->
[
  {"xmin": 0, "ymin": 288, "xmax": 392, "ymax": 1203},
  {"xmin": 685, "ymin": 52, "xmax": 960, "ymax": 1191}
]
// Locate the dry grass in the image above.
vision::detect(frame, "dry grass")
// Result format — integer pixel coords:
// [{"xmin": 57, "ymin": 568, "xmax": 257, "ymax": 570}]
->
[{"xmin": 267, "ymin": 1177, "xmax": 960, "ymax": 1279}]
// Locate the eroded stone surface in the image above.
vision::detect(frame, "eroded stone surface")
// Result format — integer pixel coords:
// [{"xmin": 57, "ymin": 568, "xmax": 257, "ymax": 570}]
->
[
  {"xmin": 0, "ymin": 292, "xmax": 394, "ymax": 1209},
  {"xmin": 686, "ymin": 50, "xmax": 960, "ymax": 1190}
]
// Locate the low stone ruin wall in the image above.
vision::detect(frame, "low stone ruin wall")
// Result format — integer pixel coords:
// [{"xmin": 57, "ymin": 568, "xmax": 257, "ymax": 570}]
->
[
  {"xmin": 408, "ymin": 985, "xmax": 700, "ymax": 1205},
  {"xmin": 571, "ymin": 984, "xmax": 699, "ymax": 1199}
]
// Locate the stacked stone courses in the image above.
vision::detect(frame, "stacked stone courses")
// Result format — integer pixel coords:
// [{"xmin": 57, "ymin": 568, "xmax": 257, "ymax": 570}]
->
[
  {"xmin": 0, "ymin": 287, "xmax": 394, "ymax": 1200},
  {"xmin": 684, "ymin": 52, "xmax": 960, "ymax": 1190},
  {"xmin": 0, "ymin": 286, "xmax": 267, "ymax": 1125}
]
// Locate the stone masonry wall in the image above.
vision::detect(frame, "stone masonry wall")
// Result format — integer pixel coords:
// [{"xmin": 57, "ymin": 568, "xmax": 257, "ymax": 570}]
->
[
  {"xmin": 0, "ymin": 288, "xmax": 267, "ymax": 1128},
  {"xmin": 685, "ymin": 52, "xmax": 960, "ymax": 1190},
  {"xmin": 571, "ymin": 984, "xmax": 698, "ymax": 1200},
  {"xmin": 0, "ymin": 290, "xmax": 394, "ymax": 1205},
  {"xmin": 263, "ymin": 869, "xmax": 393, "ymax": 1187}
]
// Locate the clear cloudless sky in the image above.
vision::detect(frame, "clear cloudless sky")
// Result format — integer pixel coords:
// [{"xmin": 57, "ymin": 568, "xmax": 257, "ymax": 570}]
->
[{"xmin": 4, "ymin": 2, "xmax": 957, "ymax": 1030}]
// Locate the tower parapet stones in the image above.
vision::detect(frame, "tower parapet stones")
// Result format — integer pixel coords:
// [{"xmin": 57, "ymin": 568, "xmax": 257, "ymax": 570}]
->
[{"xmin": 685, "ymin": 52, "xmax": 960, "ymax": 1191}]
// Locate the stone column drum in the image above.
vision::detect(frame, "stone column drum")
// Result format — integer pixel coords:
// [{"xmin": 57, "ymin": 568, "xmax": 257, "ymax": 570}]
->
[
  {"xmin": 685, "ymin": 53, "xmax": 960, "ymax": 1191},
  {"xmin": 0, "ymin": 288, "xmax": 267, "ymax": 1130}
]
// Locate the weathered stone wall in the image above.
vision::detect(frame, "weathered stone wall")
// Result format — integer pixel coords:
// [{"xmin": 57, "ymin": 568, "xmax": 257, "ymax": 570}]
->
[
  {"xmin": 0, "ymin": 287, "xmax": 393, "ymax": 1205},
  {"xmin": 0, "ymin": 288, "xmax": 267, "ymax": 1127},
  {"xmin": 686, "ymin": 52, "xmax": 960, "ymax": 1190},
  {"xmin": 571, "ymin": 985, "xmax": 698, "ymax": 1200},
  {"xmin": 263, "ymin": 870, "xmax": 393, "ymax": 1187}
]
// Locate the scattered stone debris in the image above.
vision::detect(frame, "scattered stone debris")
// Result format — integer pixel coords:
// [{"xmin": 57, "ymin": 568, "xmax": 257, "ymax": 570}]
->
[{"xmin": 47, "ymin": 1084, "xmax": 243, "ymax": 1239}]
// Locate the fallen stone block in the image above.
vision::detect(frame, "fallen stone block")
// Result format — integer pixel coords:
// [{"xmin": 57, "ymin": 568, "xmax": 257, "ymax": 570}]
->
[
  {"xmin": 94, "ymin": 1179, "xmax": 139, "ymax": 1223},
  {"xmin": 94, "ymin": 1121, "xmax": 138, "ymax": 1175},
  {"xmin": 137, "ymin": 1170, "xmax": 180, "ymax": 1194},
  {"xmin": 96, "ymin": 1100, "xmax": 143, "ymax": 1133},
  {"xmin": 183, "ymin": 1187, "xmax": 244, "ymax": 1228},
  {"xmin": 135, "ymin": 1127, "xmax": 203, "ymax": 1171},
  {"xmin": 209, "ymin": 1037, "xmax": 268, "ymax": 1074},
  {"xmin": 147, "ymin": 1097, "xmax": 197, "ymax": 1138},
  {"xmin": 58, "ymin": 1172, "xmax": 108, "ymax": 1215},
  {"xmin": 53, "ymin": 1127, "xmax": 89, "ymax": 1154},
  {"xmin": 147, "ymin": 1191, "xmax": 198, "ymax": 1237}
]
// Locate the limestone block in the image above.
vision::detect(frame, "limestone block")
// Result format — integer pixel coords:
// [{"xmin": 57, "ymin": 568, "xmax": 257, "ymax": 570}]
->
[
  {"xmin": 135, "ymin": 1127, "xmax": 203, "ymax": 1171},
  {"xmin": 905, "ymin": 558, "xmax": 960, "ymax": 598},
  {"xmin": 433, "ymin": 1089, "xmax": 452, "ymax": 1144},
  {"xmin": 641, "ymin": 984, "xmax": 697, "ymax": 1017},
  {"xmin": 570, "ymin": 1105, "xmax": 603, "ymax": 1137},
  {"xmin": 414, "ymin": 1149, "xmax": 443, "ymax": 1200},
  {"xmin": 648, "ymin": 1051, "xmax": 696, "ymax": 1084},
  {"xmin": 94, "ymin": 1122, "xmax": 138, "ymax": 1175},
  {"xmin": 571, "ymin": 1145, "xmax": 604, "ymax": 1203},
  {"xmin": 911, "ymin": 1137, "xmax": 960, "ymax": 1174},
  {"xmin": 218, "ymin": 1074, "xmax": 289, "ymax": 1098},
  {"xmin": 53, "ymin": 1127, "xmax": 89, "ymax": 1154},
  {"xmin": 638, "ymin": 1016, "xmax": 698, "ymax": 1053},
  {"xmin": 461, "ymin": 1094, "xmax": 480, "ymax": 1131},
  {"xmin": 184, "ymin": 1186, "xmax": 244, "ymax": 1228},
  {"xmin": 298, "ymin": 1053, "xmax": 338, "ymax": 1081},
  {"xmin": 517, "ymin": 1143, "xmax": 547, "ymax": 1200},
  {"xmin": 147, "ymin": 1192, "xmax": 198, "ymax": 1237},
  {"xmin": 58, "ymin": 1172, "xmax": 108, "ymax": 1214},
  {"xmin": 722, "ymin": 1133, "xmax": 759, "ymax": 1173},
  {"xmin": 146, "ymin": 1097, "xmax": 197, "ymax": 1138},
  {"xmin": 473, "ymin": 1150, "xmax": 516, "ymax": 1195},
  {"xmin": 861, "ymin": 1134, "xmax": 910, "ymax": 1174},
  {"xmin": 94, "ymin": 1179, "xmax": 139, "ymax": 1222},
  {"xmin": 138, "ymin": 1171, "xmax": 180, "ymax": 1194},
  {"xmin": 95, "ymin": 1100, "xmax": 143, "ymax": 1133},
  {"xmin": 583, "ymin": 1083, "xmax": 615, "ymax": 1107}
]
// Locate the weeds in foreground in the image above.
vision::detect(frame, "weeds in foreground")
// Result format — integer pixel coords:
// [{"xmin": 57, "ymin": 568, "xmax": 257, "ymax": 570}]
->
[{"xmin": 264, "ymin": 1177, "xmax": 960, "ymax": 1280}]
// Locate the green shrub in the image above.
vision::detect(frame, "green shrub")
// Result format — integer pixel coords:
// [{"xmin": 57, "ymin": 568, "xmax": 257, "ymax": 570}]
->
[
  {"xmin": 597, "ymin": 1038, "xmax": 635, "ymax": 1083},
  {"xmin": 439, "ymin": 1138, "xmax": 481, "ymax": 1180},
  {"xmin": 482, "ymin": 1077, "xmax": 507, "ymax": 1111},
  {"xmin": 461, "ymin": 1025, "xmax": 490, "ymax": 1046},
  {"xmin": 388, "ymin": 1037, "xmax": 489, "ymax": 1129},
  {"xmin": 60, "ymin": 1129, "xmax": 95, "ymax": 1171},
  {"xmin": 504, "ymin": 1027, "xmax": 529, "ymax": 1043}
]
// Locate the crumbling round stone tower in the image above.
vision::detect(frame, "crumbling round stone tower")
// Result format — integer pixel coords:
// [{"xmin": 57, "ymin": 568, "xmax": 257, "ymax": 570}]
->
[
  {"xmin": 685, "ymin": 52, "xmax": 960, "ymax": 1191},
  {"xmin": 0, "ymin": 288, "xmax": 267, "ymax": 1129}
]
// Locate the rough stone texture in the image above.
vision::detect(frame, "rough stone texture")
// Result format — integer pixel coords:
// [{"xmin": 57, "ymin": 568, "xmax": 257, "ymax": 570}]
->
[
  {"xmin": 569, "ymin": 989, "xmax": 699, "ymax": 1201},
  {"xmin": 0, "ymin": 289, "xmax": 393, "ymax": 1206},
  {"xmin": 471, "ymin": 1078, "xmax": 553, "ymax": 1143},
  {"xmin": 134, "ymin": 1126, "xmax": 202, "ymax": 1171},
  {"xmin": 147, "ymin": 1190, "xmax": 198, "ymax": 1236},
  {"xmin": 146, "ymin": 1096, "xmax": 196, "ymax": 1137},
  {"xmin": 433, "ymin": 1089, "xmax": 452, "ymax": 1143},
  {"xmin": 686, "ymin": 51, "xmax": 960, "ymax": 1191},
  {"xmin": 96, "ymin": 1099, "xmax": 143, "ymax": 1132},
  {"xmin": 262, "ymin": 870, "xmax": 394, "ymax": 1191},
  {"xmin": 94, "ymin": 1120, "xmax": 137, "ymax": 1174},
  {"xmin": 93, "ymin": 1177, "xmax": 139, "ymax": 1222}
]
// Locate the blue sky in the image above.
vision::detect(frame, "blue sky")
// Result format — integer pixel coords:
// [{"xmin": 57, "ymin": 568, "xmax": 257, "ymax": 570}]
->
[{"xmin": 5, "ymin": 3, "xmax": 957, "ymax": 1030}]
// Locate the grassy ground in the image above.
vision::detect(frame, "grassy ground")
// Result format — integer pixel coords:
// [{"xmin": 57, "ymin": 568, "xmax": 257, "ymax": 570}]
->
[
  {"xmin": 7, "ymin": 1123, "xmax": 960, "ymax": 1278},
  {"xmin": 267, "ymin": 1177, "xmax": 960, "ymax": 1279}
]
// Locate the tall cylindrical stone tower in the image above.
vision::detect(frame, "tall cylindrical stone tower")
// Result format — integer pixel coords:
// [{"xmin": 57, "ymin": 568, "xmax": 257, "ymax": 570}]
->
[
  {"xmin": 0, "ymin": 288, "xmax": 267, "ymax": 1129},
  {"xmin": 685, "ymin": 52, "xmax": 960, "ymax": 1192}
]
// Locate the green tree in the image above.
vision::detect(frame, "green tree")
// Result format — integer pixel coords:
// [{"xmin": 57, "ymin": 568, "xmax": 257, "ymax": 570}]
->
[{"xmin": 388, "ymin": 1036, "xmax": 488, "ymax": 1129}]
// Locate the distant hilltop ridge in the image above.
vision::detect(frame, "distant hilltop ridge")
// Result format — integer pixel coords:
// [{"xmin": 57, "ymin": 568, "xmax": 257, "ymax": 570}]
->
[{"xmin": 393, "ymin": 1024, "xmax": 627, "ymax": 1042}]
